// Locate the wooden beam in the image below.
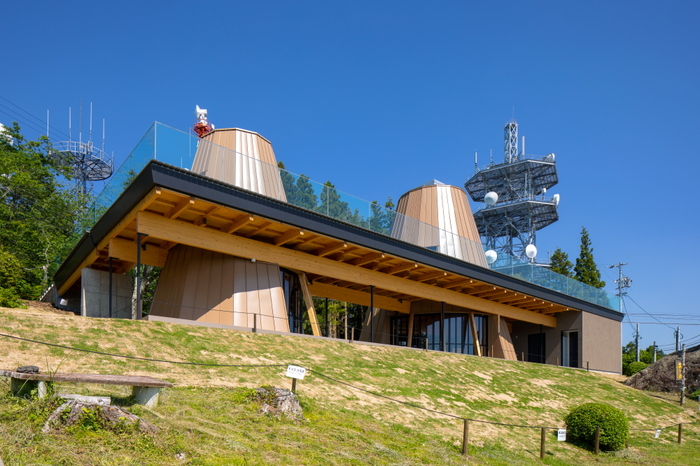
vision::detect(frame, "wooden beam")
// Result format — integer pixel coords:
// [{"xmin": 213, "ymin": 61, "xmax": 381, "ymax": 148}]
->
[
  {"xmin": 416, "ymin": 271, "xmax": 448, "ymax": 282},
  {"xmin": 221, "ymin": 215, "xmax": 255, "ymax": 234},
  {"xmin": 349, "ymin": 252, "xmax": 385, "ymax": 266},
  {"xmin": 273, "ymin": 229, "xmax": 305, "ymax": 246},
  {"xmin": 169, "ymin": 197, "xmax": 195, "ymax": 219},
  {"xmin": 469, "ymin": 313, "xmax": 482, "ymax": 356},
  {"xmin": 243, "ymin": 221, "xmax": 272, "ymax": 238},
  {"xmin": 136, "ymin": 211, "xmax": 557, "ymax": 327},
  {"xmin": 386, "ymin": 262, "xmax": 418, "ymax": 275},
  {"xmin": 315, "ymin": 241, "xmax": 348, "ymax": 257},
  {"xmin": 308, "ymin": 282, "xmax": 410, "ymax": 314},
  {"xmin": 57, "ymin": 187, "xmax": 163, "ymax": 296},
  {"xmin": 298, "ymin": 272, "xmax": 321, "ymax": 337},
  {"xmin": 108, "ymin": 238, "xmax": 168, "ymax": 268}
]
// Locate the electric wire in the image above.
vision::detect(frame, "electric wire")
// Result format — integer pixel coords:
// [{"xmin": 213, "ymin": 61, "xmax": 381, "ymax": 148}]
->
[{"xmin": 0, "ymin": 330, "xmax": 697, "ymax": 433}]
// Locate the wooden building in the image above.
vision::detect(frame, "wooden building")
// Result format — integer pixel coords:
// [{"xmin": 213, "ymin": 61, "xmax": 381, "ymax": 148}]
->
[{"xmin": 54, "ymin": 127, "xmax": 623, "ymax": 373}]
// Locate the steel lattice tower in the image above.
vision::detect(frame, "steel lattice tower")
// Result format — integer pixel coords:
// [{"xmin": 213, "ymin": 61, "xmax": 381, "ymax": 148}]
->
[{"xmin": 464, "ymin": 120, "xmax": 560, "ymax": 262}]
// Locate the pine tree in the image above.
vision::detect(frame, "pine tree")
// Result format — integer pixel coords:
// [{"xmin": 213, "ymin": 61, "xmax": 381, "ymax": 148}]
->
[
  {"xmin": 277, "ymin": 161, "xmax": 298, "ymax": 204},
  {"xmin": 549, "ymin": 247, "xmax": 573, "ymax": 277},
  {"xmin": 574, "ymin": 227, "xmax": 606, "ymax": 288},
  {"xmin": 294, "ymin": 174, "xmax": 318, "ymax": 210}
]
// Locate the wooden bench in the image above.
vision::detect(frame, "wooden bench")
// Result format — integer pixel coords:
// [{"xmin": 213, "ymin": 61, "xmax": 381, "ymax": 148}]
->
[{"xmin": 0, "ymin": 370, "xmax": 173, "ymax": 408}]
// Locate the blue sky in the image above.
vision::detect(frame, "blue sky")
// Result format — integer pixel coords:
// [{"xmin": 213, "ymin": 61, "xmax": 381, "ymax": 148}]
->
[{"xmin": 3, "ymin": 1, "xmax": 699, "ymax": 352}]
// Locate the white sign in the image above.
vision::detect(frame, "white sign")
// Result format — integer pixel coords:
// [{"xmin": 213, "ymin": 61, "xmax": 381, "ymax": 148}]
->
[
  {"xmin": 655, "ymin": 429, "xmax": 661, "ymax": 439},
  {"xmin": 286, "ymin": 365, "xmax": 306, "ymax": 380},
  {"xmin": 557, "ymin": 429, "xmax": 566, "ymax": 441}
]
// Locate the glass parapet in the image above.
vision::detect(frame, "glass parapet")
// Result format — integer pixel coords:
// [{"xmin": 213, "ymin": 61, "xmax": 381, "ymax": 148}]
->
[{"xmin": 84, "ymin": 122, "xmax": 619, "ymax": 311}]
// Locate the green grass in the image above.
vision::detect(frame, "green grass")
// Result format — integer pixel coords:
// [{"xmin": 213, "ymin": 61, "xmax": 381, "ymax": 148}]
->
[{"xmin": 0, "ymin": 306, "xmax": 698, "ymax": 465}]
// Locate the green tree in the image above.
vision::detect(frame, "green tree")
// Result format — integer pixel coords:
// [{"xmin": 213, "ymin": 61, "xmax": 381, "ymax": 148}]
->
[
  {"xmin": 277, "ymin": 161, "xmax": 299, "ymax": 204},
  {"xmin": 369, "ymin": 197, "xmax": 396, "ymax": 235},
  {"xmin": 574, "ymin": 227, "xmax": 606, "ymax": 288},
  {"xmin": 317, "ymin": 181, "xmax": 352, "ymax": 222},
  {"xmin": 294, "ymin": 174, "xmax": 318, "ymax": 210},
  {"xmin": 0, "ymin": 123, "xmax": 84, "ymax": 300},
  {"xmin": 549, "ymin": 247, "xmax": 573, "ymax": 277},
  {"xmin": 622, "ymin": 341, "xmax": 665, "ymax": 375}
]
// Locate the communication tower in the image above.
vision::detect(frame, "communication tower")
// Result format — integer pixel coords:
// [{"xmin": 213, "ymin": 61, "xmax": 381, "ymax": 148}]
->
[
  {"xmin": 51, "ymin": 103, "xmax": 113, "ymax": 194},
  {"xmin": 464, "ymin": 120, "xmax": 560, "ymax": 263}
]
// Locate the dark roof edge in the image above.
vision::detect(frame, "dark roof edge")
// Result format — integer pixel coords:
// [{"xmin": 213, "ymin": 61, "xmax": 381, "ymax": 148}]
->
[{"xmin": 55, "ymin": 160, "xmax": 623, "ymax": 323}]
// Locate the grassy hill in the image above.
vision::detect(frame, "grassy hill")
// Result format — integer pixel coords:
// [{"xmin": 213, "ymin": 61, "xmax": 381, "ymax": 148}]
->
[{"xmin": 0, "ymin": 304, "xmax": 697, "ymax": 465}]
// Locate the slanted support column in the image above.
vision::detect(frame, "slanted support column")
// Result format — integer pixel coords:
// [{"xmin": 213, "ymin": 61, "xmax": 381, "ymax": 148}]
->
[
  {"xmin": 469, "ymin": 313, "xmax": 482, "ymax": 356},
  {"xmin": 407, "ymin": 313, "xmax": 415, "ymax": 348},
  {"xmin": 298, "ymin": 272, "xmax": 321, "ymax": 336}
]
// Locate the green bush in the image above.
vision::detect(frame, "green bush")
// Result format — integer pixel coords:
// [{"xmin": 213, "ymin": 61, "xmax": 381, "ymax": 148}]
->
[
  {"xmin": 0, "ymin": 287, "xmax": 24, "ymax": 308},
  {"xmin": 624, "ymin": 361, "xmax": 649, "ymax": 377},
  {"xmin": 564, "ymin": 403, "xmax": 628, "ymax": 451}
]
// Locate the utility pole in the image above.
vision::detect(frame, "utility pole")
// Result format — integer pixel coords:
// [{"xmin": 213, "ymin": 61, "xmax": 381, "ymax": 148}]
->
[
  {"xmin": 610, "ymin": 262, "xmax": 632, "ymax": 373},
  {"xmin": 653, "ymin": 341, "xmax": 657, "ymax": 363},
  {"xmin": 635, "ymin": 323, "xmax": 640, "ymax": 362},
  {"xmin": 609, "ymin": 263, "xmax": 632, "ymax": 312},
  {"xmin": 681, "ymin": 344, "xmax": 686, "ymax": 406},
  {"xmin": 675, "ymin": 327, "xmax": 681, "ymax": 352}
]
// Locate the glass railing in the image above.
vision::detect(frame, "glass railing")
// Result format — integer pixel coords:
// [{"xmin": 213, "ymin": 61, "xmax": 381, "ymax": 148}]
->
[{"xmin": 84, "ymin": 122, "xmax": 618, "ymax": 311}]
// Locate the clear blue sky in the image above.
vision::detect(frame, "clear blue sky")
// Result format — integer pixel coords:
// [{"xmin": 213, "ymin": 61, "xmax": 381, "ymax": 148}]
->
[{"xmin": 3, "ymin": 1, "xmax": 699, "ymax": 353}]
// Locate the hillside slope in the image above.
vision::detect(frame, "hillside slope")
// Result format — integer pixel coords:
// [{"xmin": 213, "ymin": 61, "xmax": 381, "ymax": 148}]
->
[{"xmin": 0, "ymin": 304, "xmax": 698, "ymax": 465}]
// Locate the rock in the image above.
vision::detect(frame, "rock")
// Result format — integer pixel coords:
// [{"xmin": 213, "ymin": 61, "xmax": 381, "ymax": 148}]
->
[
  {"xmin": 254, "ymin": 386, "xmax": 305, "ymax": 420},
  {"xmin": 625, "ymin": 347, "xmax": 700, "ymax": 393},
  {"xmin": 42, "ymin": 400, "xmax": 158, "ymax": 434},
  {"xmin": 16, "ymin": 366, "xmax": 40, "ymax": 374}
]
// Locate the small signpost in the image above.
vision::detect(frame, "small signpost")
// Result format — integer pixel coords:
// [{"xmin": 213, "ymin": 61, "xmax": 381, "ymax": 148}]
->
[
  {"xmin": 286, "ymin": 365, "xmax": 306, "ymax": 393},
  {"xmin": 557, "ymin": 429, "xmax": 566, "ymax": 442}
]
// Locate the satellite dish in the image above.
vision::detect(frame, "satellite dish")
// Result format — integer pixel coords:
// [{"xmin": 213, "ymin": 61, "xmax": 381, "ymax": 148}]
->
[
  {"xmin": 484, "ymin": 191, "xmax": 498, "ymax": 206},
  {"xmin": 545, "ymin": 153, "xmax": 556, "ymax": 162},
  {"xmin": 552, "ymin": 193, "xmax": 560, "ymax": 207},
  {"xmin": 541, "ymin": 187, "xmax": 547, "ymax": 194},
  {"xmin": 525, "ymin": 244, "xmax": 537, "ymax": 259},
  {"xmin": 485, "ymin": 249, "xmax": 498, "ymax": 264}
]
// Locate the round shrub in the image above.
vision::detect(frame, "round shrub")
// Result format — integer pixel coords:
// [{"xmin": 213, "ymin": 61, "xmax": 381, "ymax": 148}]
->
[
  {"xmin": 564, "ymin": 403, "xmax": 628, "ymax": 451},
  {"xmin": 624, "ymin": 361, "xmax": 649, "ymax": 377}
]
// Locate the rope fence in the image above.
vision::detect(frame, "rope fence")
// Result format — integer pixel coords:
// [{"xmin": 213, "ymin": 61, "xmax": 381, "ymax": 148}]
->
[{"xmin": 0, "ymin": 330, "xmax": 697, "ymax": 460}]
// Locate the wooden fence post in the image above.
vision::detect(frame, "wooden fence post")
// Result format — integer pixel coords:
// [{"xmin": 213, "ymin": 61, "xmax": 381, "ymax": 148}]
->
[
  {"xmin": 462, "ymin": 419, "xmax": 469, "ymax": 455},
  {"xmin": 678, "ymin": 423, "xmax": 682, "ymax": 444},
  {"xmin": 540, "ymin": 427, "xmax": 546, "ymax": 460},
  {"xmin": 594, "ymin": 426, "xmax": 600, "ymax": 454}
]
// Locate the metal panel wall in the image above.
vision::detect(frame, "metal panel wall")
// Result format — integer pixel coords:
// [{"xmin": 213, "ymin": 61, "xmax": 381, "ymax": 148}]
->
[
  {"xmin": 191, "ymin": 128, "xmax": 287, "ymax": 202},
  {"xmin": 150, "ymin": 245, "xmax": 289, "ymax": 332},
  {"xmin": 393, "ymin": 182, "xmax": 488, "ymax": 267}
]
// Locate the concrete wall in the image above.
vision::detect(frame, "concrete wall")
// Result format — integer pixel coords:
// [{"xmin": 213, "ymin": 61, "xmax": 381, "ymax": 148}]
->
[
  {"xmin": 582, "ymin": 312, "xmax": 622, "ymax": 373},
  {"xmin": 510, "ymin": 311, "xmax": 582, "ymax": 365},
  {"xmin": 80, "ymin": 268, "xmax": 133, "ymax": 319}
]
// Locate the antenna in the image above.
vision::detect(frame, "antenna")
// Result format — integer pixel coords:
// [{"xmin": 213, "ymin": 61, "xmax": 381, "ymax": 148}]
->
[
  {"xmin": 102, "ymin": 118, "xmax": 106, "ymax": 153},
  {"xmin": 51, "ymin": 102, "xmax": 114, "ymax": 194},
  {"xmin": 464, "ymin": 119, "xmax": 559, "ymax": 261},
  {"xmin": 474, "ymin": 151, "xmax": 478, "ymax": 171}
]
